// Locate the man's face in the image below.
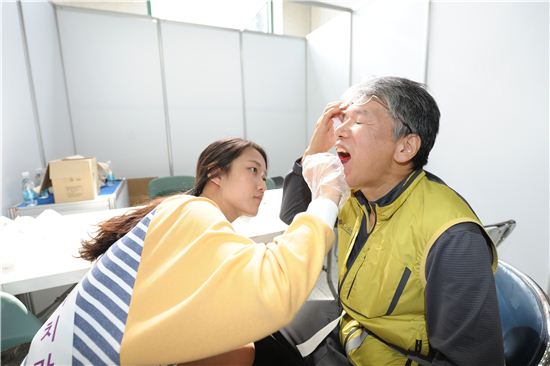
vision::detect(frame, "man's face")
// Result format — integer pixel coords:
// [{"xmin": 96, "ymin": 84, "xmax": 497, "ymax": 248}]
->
[{"xmin": 334, "ymin": 98, "xmax": 398, "ymax": 192}]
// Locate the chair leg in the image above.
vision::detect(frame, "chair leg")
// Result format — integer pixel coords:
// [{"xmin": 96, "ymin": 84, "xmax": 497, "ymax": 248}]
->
[{"xmin": 1, "ymin": 343, "xmax": 31, "ymax": 366}]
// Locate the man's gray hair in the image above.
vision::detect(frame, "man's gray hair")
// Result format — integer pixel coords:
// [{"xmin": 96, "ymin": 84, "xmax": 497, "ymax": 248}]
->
[{"xmin": 342, "ymin": 76, "xmax": 440, "ymax": 169}]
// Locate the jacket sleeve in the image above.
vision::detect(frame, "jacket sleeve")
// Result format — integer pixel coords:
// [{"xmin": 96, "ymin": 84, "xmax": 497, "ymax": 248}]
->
[
  {"xmin": 121, "ymin": 196, "xmax": 336, "ymax": 365},
  {"xmin": 424, "ymin": 222, "xmax": 505, "ymax": 365},
  {"xmin": 280, "ymin": 158, "xmax": 312, "ymax": 225}
]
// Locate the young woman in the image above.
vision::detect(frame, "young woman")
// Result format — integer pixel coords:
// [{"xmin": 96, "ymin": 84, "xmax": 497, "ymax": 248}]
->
[{"xmin": 24, "ymin": 137, "xmax": 347, "ymax": 366}]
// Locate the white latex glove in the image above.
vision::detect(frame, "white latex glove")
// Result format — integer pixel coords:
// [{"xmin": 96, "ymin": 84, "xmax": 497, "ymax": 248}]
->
[{"xmin": 302, "ymin": 153, "xmax": 350, "ymax": 209}]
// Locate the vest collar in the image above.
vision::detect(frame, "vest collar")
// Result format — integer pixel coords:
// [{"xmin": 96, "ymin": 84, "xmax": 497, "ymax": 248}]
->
[{"xmin": 352, "ymin": 170, "xmax": 425, "ymax": 221}]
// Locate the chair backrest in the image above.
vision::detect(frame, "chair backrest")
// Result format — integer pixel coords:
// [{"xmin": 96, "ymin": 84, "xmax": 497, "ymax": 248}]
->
[
  {"xmin": 266, "ymin": 178, "xmax": 276, "ymax": 190},
  {"xmin": 496, "ymin": 260, "xmax": 550, "ymax": 366},
  {"xmin": 269, "ymin": 176, "xmax": 284, "ymax": 189},
  {"xmin": 1, "ymin": 292, "xmax": 42, "ymax": 352},
  {"xmin": 148, "ymin": 176, "xmax": 195, "ymax": 199},
  {"xmin": 485, "ymin": 219, "xmax": 517, "ymax": 247}
]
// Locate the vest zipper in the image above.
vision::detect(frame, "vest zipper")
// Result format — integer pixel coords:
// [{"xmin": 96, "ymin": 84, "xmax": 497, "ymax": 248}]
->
[
  {"xmin": 338, "ymin": 212, "xmax": 364, "ymax": 295},
  {"xmin": 342, "ymin": 203, "xmax": 377, "ymax": 300}
]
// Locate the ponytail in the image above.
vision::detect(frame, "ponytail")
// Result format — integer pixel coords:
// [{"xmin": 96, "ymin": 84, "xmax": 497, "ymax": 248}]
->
[{"xmin": 79, "ymin": 197, "xmax": 164, "ymax": 261}]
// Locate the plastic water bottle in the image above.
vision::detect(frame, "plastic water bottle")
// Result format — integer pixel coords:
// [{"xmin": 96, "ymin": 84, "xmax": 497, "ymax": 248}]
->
[
  {"xmin": 21, "ymin": 171, "xmax": 37, "ymax": 206},
  {"xmin": 105, "ymin": 160, "xmax": 115, "ymax": 186},
  {"xmin": 34, "ymin": 167, "xmax": 49, "ymax": 199}
]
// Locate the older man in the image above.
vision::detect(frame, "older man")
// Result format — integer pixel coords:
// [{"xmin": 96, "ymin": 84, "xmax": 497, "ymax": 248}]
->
[{"xmin": 275, "ymin": 77, "xmax": 504, "ymax": 365}]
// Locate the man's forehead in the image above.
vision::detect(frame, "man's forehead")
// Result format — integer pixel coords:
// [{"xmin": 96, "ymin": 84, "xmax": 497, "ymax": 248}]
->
[
  {"xmin": 345, "ymin": 95, "xmax": 389, "ymax": 116},
  {"xmin": 345, "ymin": 104, "xmax": 374, "ymax": 115}
]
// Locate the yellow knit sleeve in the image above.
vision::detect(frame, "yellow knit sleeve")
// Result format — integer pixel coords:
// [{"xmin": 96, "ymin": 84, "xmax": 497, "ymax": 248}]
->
[{"xmin": 120, "ymin": 195, "xmax": 334, "ymax": 365}]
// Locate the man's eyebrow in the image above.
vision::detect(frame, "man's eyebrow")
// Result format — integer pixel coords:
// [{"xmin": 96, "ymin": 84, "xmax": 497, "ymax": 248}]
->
[{"xmin": 344, "ymin": 108, "xmax": 370, "ymax": 117}]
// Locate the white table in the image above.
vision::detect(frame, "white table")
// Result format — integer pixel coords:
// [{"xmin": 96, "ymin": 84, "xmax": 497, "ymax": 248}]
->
[
  {"xmin": 8, "ymin": 179, "xmax": 129, "ymax": 219},
  {"xmin": 0, "ymin": 189, "xmax": 288, "ymax": 297}
]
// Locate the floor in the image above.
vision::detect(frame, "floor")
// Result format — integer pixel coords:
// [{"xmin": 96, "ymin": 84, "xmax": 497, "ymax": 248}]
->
[{"xmin": 309, "ymin": 247, "xmax": 338, "ymax": 301}]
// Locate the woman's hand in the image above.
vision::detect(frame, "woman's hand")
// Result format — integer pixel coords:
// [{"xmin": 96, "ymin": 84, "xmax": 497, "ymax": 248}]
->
[{"xmin": 302, "ymin": 153, "xmax": 350, "ymax": 208}]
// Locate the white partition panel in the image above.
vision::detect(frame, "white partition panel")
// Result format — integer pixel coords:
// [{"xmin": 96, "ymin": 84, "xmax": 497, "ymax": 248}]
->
[
  {"xmin": 2, "ymin": 1, "xmax": 43, "ymax": 216},
  {"xmin": 242, "ymin": 33, "xmax": 306, "ymax": 177},
  {"xmin": 426, "ymin": 2, "xmax": 549, "ymax": 289},
  {"xmin": 21, "ymin": 0, "xmax": 74, "ymax": 162},
  {"xmin": 57, "ymin": 7, "xmax": 169, "ymax": 178},
  {"xmin": 306, "ymin": 12, "xmax": 351, "ymax": 141},
  {"xmin": 161, "ymin": 22, "xmax": 244, "ymax": 176},
  {"xmin": 352, "ymin": 0, "xmax": 429, "ymax": 83}
]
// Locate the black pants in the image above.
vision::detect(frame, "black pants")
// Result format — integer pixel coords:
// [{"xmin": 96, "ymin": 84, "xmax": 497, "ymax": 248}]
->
[{"xmin": 254, "ymin": 300, "xmax": 350, "ymax": 366}]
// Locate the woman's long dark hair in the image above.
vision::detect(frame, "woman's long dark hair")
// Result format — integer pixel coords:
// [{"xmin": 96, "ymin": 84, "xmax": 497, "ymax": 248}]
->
[{"xmin": 80, "ymin": 138, "xmax": 267, "ymax": 261}]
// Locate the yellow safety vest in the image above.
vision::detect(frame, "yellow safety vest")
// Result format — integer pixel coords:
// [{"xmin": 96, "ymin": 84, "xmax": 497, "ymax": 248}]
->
[{"xmin": 337, "ymin": 170, "xmax": 497, "ymax": 366}]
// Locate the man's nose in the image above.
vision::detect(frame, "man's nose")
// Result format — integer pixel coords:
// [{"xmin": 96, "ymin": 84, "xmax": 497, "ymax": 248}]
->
[{"xmin": 335, "ymin": 118, "xmax": 351, "ymax": 137}]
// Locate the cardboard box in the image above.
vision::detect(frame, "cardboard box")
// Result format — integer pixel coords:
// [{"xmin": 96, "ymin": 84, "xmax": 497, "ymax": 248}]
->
[
  {"xmin": 127, "ymin": 177, "xmax": 155, "ymax": 206},
  {"xmin": 41, "ymin": 156, "xmax": 100, "ymax": 203}
]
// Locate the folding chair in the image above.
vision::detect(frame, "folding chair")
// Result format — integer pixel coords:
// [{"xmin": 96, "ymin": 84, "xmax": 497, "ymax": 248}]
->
[
  {"xmin": 1, "ymin": 292, "xmax": 42, "ymax": 358},
  {"xmin": 148, "ymin": 175, "xmax": 195, "ymax": 199}
]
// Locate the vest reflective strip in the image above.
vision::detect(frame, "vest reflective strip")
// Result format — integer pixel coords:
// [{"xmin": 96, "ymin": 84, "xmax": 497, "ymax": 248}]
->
[
  {"xmin": 345, "ymin": 328, "xmax": 433, "ymax": 366},
  {"xmin": 345, "ymin": 328, "xmax": 368, "ymax": 355}
]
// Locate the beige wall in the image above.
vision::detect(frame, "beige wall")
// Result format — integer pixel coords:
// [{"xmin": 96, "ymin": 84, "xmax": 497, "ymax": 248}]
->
[
  {"xmin": 311, "ymin": 7, "xmax": 341, "ymax": 30},
  {"xmin": 282, "ymin": 2, "xmax": 310, "ymax": 37},
  {"xmin": 278, "ymin": 1, "xmax": 349, "ymax": 37}
]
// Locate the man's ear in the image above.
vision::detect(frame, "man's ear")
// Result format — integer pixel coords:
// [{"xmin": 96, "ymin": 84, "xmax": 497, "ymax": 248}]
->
[{"xmin": 394, "ymin": 134, "xmax": 421, "ymax": 164}]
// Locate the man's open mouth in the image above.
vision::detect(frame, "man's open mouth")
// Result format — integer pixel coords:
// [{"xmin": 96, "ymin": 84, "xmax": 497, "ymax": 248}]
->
[{"xmin": 337, "ymin": 148, "xmax": 351, "ymax": 164}]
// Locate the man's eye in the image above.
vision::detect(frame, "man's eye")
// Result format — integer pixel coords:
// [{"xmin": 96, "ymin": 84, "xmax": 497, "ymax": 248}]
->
[
  {"xmin": 354, "ymin": 121, "xmax": 363, "ymax": 125},
  {"xmin": 249, "ymin": 167, "xmax": 257, "ymax": 173}
]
